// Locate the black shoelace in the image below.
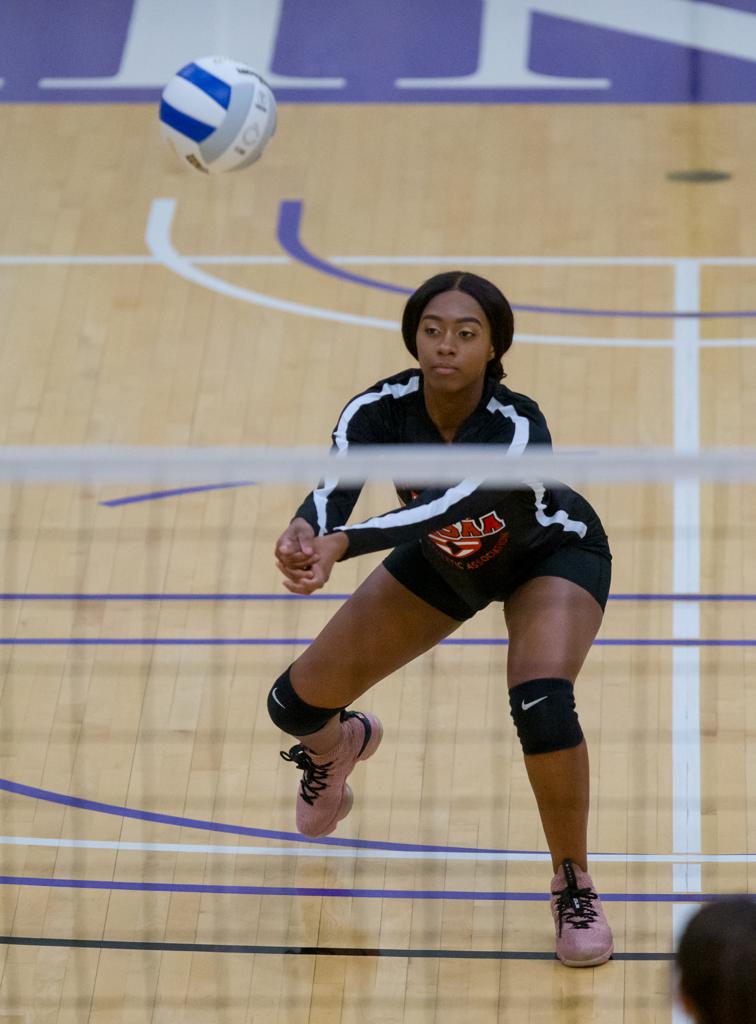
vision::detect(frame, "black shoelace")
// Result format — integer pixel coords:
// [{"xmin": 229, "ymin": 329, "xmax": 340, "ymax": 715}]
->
[
  {"xmin": 553, "ymin": 860, "xmax": 600, "ymax": 934},
  {"xmin": 280, "ymin": 744, "xmax": 332, "ymax": 806}
]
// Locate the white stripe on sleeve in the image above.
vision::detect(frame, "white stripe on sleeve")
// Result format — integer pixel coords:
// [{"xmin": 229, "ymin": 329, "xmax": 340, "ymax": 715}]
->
[
  {"xmin": 334, "ymin": 477, "xmax": 481, "ymax": 535},
  {"xmin": 486, "ymin": 397, "xmax": 531, "ymax": 455},
  {"xmin": 488, "ymin": 397, "xmax": 587, "ymax": 537},
  {"xmin": 312, "ymin": 375, "xmax": 421, "ymax": 534},
  {"xmin": 530, "ymin": 482, "xmax": 587, "ymax": 537},
  {"xmin": 337, "ymin": 390, "xmax": 533, "ymax": 537}
]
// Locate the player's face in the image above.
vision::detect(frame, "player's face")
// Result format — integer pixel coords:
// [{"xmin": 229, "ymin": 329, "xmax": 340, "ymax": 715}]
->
[{"xmin": 415, "ymin": 290, "xmax": 496, "ymax": 392}]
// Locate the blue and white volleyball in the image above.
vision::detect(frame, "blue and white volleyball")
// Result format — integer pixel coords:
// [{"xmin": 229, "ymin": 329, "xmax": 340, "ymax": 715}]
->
[{"xmin": 159, "ymin": 56, "xmax": 277, "ymax": 174}]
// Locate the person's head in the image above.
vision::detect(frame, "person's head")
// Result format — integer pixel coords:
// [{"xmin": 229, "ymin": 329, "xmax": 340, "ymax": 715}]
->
[
  {"xmin": 677, "ymin": 898, "xmax": 756, "ymax": 1023},
  {"xmin": 401, "ymin": 272, "xmax": 514, "ymax": 383}
]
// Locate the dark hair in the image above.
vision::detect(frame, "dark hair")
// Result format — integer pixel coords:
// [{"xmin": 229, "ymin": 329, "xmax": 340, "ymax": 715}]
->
[
  {"xmin": 677, "ymin": 898, "xmax": 756, "ymax": 1023},
  {"xmin": 401, "ymin": 271, "xmax": 514, "ymax": 382}
]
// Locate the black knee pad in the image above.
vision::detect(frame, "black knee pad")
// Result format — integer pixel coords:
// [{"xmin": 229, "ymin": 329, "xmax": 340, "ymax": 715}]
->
[
  {"xmin": 509, "ymin": 677, "xmax": 584, "ymax": 756},
  {"xmin": 267, "ymin": 666, "xmax": 344, "ymax": 736}
]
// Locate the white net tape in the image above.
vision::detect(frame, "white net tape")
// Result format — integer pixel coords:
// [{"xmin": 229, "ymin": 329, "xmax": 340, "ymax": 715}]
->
[{"xmin": 1, "ymin": 445, "xmax": 756, "ymax": 485}]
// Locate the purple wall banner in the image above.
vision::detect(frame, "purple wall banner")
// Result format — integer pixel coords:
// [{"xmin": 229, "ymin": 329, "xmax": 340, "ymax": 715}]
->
[{"xmin": 2, "ymin": 0, "xmax": 756, "ymax": 103}]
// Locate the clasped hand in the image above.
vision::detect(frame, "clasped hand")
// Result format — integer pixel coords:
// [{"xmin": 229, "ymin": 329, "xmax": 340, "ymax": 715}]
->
[{"xmin": 274, "ymin": 517, "xmax": 349, "ymax": 594}]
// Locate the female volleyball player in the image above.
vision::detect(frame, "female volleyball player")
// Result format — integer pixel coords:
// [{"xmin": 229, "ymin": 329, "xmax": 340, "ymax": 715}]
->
[
  {"xmin": 677, "ymin": 898, "xmax": 756, "ymax": 1022},
  {"xmin": 269, "ymin": 272, "xmax": 613, "ymax": 967}
]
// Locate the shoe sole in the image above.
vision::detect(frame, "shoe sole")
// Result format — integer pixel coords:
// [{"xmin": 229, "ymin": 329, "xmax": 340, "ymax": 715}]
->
[{"xmin": 556, "ymin": 946, "xmax": 614, "ymax": 968}]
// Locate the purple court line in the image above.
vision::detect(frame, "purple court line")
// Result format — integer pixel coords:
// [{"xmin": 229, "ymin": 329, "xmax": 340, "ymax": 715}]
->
[
  {"xmin": 613, "ymin": 593, "xmax": 756, "ymax": 601},
  {"xmin": 0, "ymin": 593, "xmax": 341, "ymax": 601},
  {"xmin": 0, "ymin": 592, "xmax": 755, "ymax": 601},
  {"xmin": 0, "ymin": 637, "xmax": 754, "ymax": 646},
  {"xmin": 277, "ymin": 199, "xmax": 756, "ymax": 320},
  {"xmin": 99, "ymin": 481, "xmax": 256, "ymax": 507},
  {"xmin": 0, "ymin": 776, "xmax": 520, "ymax": 853},
  {"xmin": 0, "ymin": 875, "xmax": 729, "ymax": 903},
  {"xmin": 0, "ymin": 777, "xmax": 751, "ymax": 862},
  {"xmin": 277, "ymin": 201, "xmax": 410, "ymax": 296},
  {"xmin": 1, "ymin": 776, "xmax": 719, "ymax": 859}
]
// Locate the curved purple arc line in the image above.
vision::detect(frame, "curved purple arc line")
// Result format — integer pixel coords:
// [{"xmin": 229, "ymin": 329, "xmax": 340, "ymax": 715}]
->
[
  {"xmin": 0, "ymin": 876, "xmax": 721, "ymax": 902},
  {"xmin": 100, "ymin": 481, "xmax": 256, "ymax": 507},
  {"xmin": 0, "ymin": 777, "xmax": 743, "ymax": 861},
  {"xmin": 277, "ymin": 201, "xmax": 410, "ymax": 296},
  {"xmin": 0, "ymin": 776, "xmax": 530, "ymax": 853},
  {"xmin": 277, "ymin": 199, "xmax": 756, "ymax": 319},
  {"xmin": 0, "ymin": 876, "xmax": 540, "ymax": 900}
]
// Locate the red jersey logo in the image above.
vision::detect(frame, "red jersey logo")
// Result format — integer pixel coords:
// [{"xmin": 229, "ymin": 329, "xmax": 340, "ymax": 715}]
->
[{"xmin": 427, "ymin": 510, "xmax": 507, "ymax": 559}]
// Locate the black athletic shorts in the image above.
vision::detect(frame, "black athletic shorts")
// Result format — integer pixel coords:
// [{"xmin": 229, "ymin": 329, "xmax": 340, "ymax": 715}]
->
[{"xmin": 383, "ymin": 540, "xmax": 612, "ymax": 622}]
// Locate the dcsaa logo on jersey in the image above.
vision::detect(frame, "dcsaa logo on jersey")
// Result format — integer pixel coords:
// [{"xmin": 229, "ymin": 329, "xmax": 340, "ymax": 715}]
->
[
  {"xmin": 159, "ymin": 56, "xmax": 277, "ymax": 174},
  {"xmin": 428, "ymin": 510, "xmax": 507, "ymax": 559}
]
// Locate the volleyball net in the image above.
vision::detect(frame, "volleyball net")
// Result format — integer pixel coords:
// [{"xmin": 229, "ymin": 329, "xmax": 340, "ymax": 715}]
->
[
  {"xmin": 0, "ymin": 444, "xmax": 754, "ymax": 897},
  {"xmin": 1, "ymin": 443, "xmax": 756, "ymax": 608},
  {"xmin": 1, "ymin": 444, "xmax": 756, "ymax": 484}
]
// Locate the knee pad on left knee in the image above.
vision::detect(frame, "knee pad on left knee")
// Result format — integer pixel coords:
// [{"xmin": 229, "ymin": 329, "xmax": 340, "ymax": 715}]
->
[
  {"xmin": 509, "ymin": 677, "xmax": 583, "ymax": 755},
  {"xmin": 267, "ymin": 666, "xmax": 344, "ymax": 737}
]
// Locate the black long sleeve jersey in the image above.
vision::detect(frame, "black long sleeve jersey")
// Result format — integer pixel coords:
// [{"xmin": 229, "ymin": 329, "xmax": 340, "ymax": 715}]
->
[{"xmin": 294, "ymin": 369, "xmax": 609, "ymax": 607}]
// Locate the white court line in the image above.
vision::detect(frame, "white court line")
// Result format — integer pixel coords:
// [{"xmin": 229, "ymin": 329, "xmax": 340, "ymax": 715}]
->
[
  {"xmin": 1, "ymin": 834, "xmax": 755, "ymax": 864},
  {"xmin": 671, "ymin": 262, "xmax": 703, "ymax": 1023},
  {"xmin": 144, "ymin": 199, "xmax": 399, "ymax": 331},
  {"xmin": 334, "ymin": 255, "xmax": 677, "ymax": 266},
  {"xmin": 3, "ymin": 235, "xmax": 755, "ymax": 350},
  {"xmin": 3, "ymin": 242, "xmax": 746, "ymax": 347},
  {"xmin": 334, "ymin": 255, "xmax": 756, "ymax": 267},
  {"xmin": 672, "ymin": 260, "xmax": 702, "ymax": 888},
  {"xmin": 0, "ymin": 255, "xmax": 287, "ymax": 265},
  {"xmin": 515, "ymin": 332, "xmax": 671, "ymax": 348},
  {"xmin": 142, "ymin": 199, "xmax": 709, "ymax": 345},
  {"xmin": 0, "ymin": 255, "xmax": 159, "ymax": 265},
  {"xmin": 699, "ymin": 338, "xmax": 756, "ymax": 348},
  {"xmin": 0, "ymin": 250, "xmax": 672, "ymax": 346},
  {"xmin": 189, "ymin": 255, "xmax": 290, "ymax": 264},
  {"xmin": 2, "ymin": 246, "xmax": 754, "ymax": 348},
  {"xmin": 3, "ymin": 248, "xmax": 756, "ymax": 270}
]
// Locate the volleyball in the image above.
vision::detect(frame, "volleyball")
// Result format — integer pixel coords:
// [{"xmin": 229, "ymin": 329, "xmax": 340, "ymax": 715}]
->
[{"xmin": 159, "ymin": 56, "xmax": 277, "ymax": 174}]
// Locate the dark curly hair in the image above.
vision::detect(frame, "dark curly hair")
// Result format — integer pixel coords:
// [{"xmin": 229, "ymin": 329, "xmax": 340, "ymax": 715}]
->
[
  {"xmin": 401, "ymin": 271, "xmax": 514, "ymax": 381},
  {"xmin": 677, "ymin": 898, "xmax": 756, "ymax": 1023}
]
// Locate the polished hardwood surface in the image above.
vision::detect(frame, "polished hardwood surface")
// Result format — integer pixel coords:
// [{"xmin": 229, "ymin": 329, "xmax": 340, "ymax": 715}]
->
[{"xmin": 0, "ymin": 99, "xmax": 753, "ymax": 1022}]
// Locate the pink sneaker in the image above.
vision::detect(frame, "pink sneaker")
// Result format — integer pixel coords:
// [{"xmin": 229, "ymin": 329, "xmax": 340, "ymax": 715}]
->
[
  {"xmin": 550, "ymin": 859, "xmax": 614, "ymax": 967},
  {"xmin": 280, "ymin": 710, "xmax": 383, "ymax": 838}
]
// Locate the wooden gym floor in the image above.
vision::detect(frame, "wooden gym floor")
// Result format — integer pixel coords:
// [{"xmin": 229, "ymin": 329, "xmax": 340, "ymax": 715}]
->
[{"xmin": 0, "ymin": 101, "xmax": 755, "ymax": 1021}]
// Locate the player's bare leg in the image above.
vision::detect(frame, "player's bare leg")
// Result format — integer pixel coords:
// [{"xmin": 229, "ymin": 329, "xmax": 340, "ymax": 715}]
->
[
  {"xmin": 288, "ymin": 565, "xmax": 461, "ymax": 746},
  {"xmin": 504, "ymin": 575, "xmax": 601, "ymax": 870},
  {"xmin": 273, "ymin": 565, "xmax": 461, "ymax": 835},
  {"xmin": 504, "ymin": 575, "xmax": 613, "ymax": 966}
]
